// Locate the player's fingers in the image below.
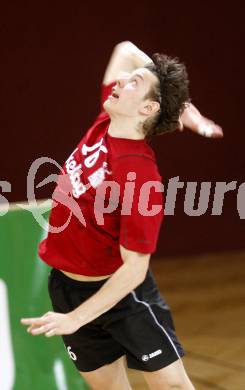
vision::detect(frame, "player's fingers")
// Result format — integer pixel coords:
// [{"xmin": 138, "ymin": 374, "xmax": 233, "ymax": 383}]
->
[
  {"xmin": 30, "ymin": 323, "xmax": 54, "ymax": 335},
  {"xmin": 27, "ymin": 325, "xmax": 36, "ymax": 333},
  {"xmin": 210, "ymin": 125, "xmax": 223, "ymax": 138},
  {"xmin": 45, "ymin": 328, "xmax": 57, "ymax": 337},
  {"xmin": 198, "ymin": 121, "xmax": 223, "ymax": 138},
  {"xmin": 42, "ymin": 311, "xmax": 55, "ymax": 318},
  {"xmin": 27, "ymin": 323, "xmax": 44, "ymax": 333},
  {"xmin": 21, "ymin": 317, "xmax": 46, "ymax": 326}
]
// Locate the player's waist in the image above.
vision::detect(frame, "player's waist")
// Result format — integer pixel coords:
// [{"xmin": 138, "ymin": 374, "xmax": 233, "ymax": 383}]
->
[{"xmin": 60, "ymin": 270, "xmax": 113, "ymax": 281}]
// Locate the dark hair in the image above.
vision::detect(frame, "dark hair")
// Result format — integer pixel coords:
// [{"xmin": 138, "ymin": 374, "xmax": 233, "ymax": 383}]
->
[{"xmin": 143, "ymin": 53, "xmax": 190, "ymax": 138}]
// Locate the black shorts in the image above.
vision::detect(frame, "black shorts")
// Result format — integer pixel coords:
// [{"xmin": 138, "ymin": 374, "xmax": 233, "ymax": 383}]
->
[{"xmin": 48, "ymin": 268, "xmax": 185, "ymax": 372}]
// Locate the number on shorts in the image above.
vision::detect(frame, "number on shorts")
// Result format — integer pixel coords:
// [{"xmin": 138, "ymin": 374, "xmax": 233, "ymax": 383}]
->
[{"xmin": 66, "ymin": 346, "xmax": 77, "ymax": 361}]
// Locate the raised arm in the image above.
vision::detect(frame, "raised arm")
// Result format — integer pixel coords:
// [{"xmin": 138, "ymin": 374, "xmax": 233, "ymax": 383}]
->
[
  {"xmin": 103, "ymin": 41, "xmax": 223, "ymax": 138},
  {"xmin": 103, "ymin": 41, "xmax": 152, "ymax": 85},
  {"xmin": 179, "ymin": 102, "xmax": 223, "ymax": 138}
]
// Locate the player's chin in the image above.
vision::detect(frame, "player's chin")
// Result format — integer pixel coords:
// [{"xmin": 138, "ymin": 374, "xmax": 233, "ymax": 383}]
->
[
  {"xmin": 102, "ymin": 100, "xmax": 110, "ymax": 114},
  {"xmin": 103, "ymin": 99, "xmax": 118, "ymax": 114}
]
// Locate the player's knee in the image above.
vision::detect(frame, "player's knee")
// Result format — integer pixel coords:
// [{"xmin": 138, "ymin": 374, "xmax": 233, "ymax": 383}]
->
[
  {"xmin": 79, "ymin": 373, "xmax": 106, "ymax": 390},
  {"xmin": 80, "ymin": 370, "xmax": 132, "ymax": 390},
  {"xmin": 168, "ymin": 384, "xmax": 185, "ymax": 389},
  {"xmin": 165, "ymin": 377, "xmax": 193, "ymax": 390},
  {"xmin": 147, "ymin": 376, "xmax": 191, "ymax": 390}
]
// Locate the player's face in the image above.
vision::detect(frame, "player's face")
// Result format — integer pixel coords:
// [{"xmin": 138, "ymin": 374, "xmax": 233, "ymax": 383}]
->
[{"xmin": 104, "ymin": 68, "xmax": 159, "ymax": 118}]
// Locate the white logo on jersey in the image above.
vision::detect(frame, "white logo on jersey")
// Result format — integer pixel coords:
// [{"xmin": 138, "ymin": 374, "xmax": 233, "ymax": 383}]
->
[
  {"xmin": 65, "ymin": 148, "xmax": 88, "ymax": 198},
  {"xmin": 141, "ymin": 349, "xmax": 162, "ymax": 362},
  {"xmin": 65, "ymin": 138, "xmax": 109, "ymax": 199},
  {"xmin": 81, "ymin": 138, "xmax": 108, "ymax": 168},
  {"xmin": 88, "ymin": 162, "xmax": 112, "ymax": 189}
]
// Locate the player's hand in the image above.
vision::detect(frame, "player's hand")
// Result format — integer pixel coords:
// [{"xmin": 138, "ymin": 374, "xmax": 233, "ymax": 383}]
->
[
  {"xmin": 20, "ymin": 311, "xmax": 80, "ymax": 337},
  {"xmin": 179, "ymin": 102, "xmax": 223, "ymax": 138}
]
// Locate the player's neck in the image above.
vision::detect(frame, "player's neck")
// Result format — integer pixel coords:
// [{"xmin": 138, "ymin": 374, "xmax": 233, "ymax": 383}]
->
[{"xmin": 107, "ymin": 116, "xmax": 145, "ymax": 140}]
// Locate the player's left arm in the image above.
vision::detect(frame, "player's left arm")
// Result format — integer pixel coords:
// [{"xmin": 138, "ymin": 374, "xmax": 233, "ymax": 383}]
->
[
  {"xmin": 179, "ymin": 102, "xmax": 223, "ymax": 138},
  {"xmin": 20, "ymin": 246, "xmax": 150, "ymax": 336}
]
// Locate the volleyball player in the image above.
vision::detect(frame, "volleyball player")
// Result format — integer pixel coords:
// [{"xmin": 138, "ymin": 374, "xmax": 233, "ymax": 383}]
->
[{"xmin": 21, "ymin": 41, "xmax": 222, "ymax": 390}]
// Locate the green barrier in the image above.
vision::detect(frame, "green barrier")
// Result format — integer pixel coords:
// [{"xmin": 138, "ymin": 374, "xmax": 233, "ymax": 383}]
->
[{"xmin": 0, "ymin": 202, "xmax": 89, "ymax": 390}]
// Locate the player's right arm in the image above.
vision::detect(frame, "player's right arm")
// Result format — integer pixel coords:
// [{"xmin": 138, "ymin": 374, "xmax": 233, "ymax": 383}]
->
[
  {"xmin": 102, "ymin": 41, "xmax": 152, "ymax": 85},
  {"xmin": 100, "ymin": 41, "xmax": 153, "ymax": 111},
  {"xmin": 21, "ymin": 248, "xmax": 151, "ymax": 337}
]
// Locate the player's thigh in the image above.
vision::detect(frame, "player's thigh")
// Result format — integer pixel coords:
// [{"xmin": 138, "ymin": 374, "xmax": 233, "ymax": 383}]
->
[
  {"xmin": 80, "ymin": 356, "xmax": 132, "ymax": 390},
  {"xmin": 142, "ymin": 359, "xmax": 195, "ymax": 390}
]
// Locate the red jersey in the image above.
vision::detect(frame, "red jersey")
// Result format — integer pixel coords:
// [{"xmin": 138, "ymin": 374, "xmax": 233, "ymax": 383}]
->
[{"xmin": 38, "ymin": 83, "xmax": 164, "ymax": 276}]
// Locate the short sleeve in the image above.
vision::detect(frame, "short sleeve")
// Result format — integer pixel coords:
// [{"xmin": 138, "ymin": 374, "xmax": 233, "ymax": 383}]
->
[{"xmin": 113, "ymin": 155, "xmax": 164, "ymax": 254}]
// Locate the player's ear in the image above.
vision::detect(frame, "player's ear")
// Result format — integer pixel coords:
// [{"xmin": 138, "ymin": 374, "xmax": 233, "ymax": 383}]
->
[{"xmin": 140, "ymin": 101, "xmax": 160, "ymax": 117}]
